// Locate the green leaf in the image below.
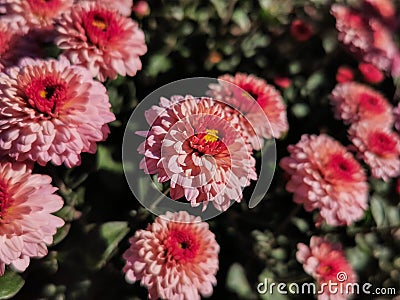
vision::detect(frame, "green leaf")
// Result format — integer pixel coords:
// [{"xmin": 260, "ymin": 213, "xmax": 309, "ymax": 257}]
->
[
  {"xmin": 370, "ymin": 196, "xmax": 386, "ymax": 227},
  {"xmin": 145, "ymin": 54, "xmax": 172, "ymax": 77},
  {"xmin": 96, "ymin": 145, "xmax": 123, "ymax": 174},
  {"xmin": 226, "ymin": 263, "xmax": 256, "ymax": 299},
  {"xmin": 210, "ymin": 0, "xmax": 229, "ymax": 19},
  {"xmin": 96, "ymin": 222, "xmax": 130, "ymax": 269},
  {"xmin": 0, "ymin": 270, "xmax": 25, "ymax": 299},
  {"xmin": 232, "ymin": 10, "xmax": 251, "ymax": 32}
]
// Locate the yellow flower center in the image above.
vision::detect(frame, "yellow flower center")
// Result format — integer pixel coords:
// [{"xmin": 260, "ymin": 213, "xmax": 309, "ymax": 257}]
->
[
  {"xmin": 39, "ymin": 89, "xmax": 47, "ymax": 98},
  {"xmin": 92, "ymin": 18, "xmax": 107, "ymax": 30},
  {"xmin": 203, "ymin": 129, "xmax": 219, "ymax": 142}
]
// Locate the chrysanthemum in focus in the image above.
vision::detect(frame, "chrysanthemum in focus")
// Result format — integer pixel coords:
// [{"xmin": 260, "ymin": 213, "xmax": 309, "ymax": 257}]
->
[
  {"xmin": 0, "ymin": 161, "xmax": 64, "ymax": 276},
  {"xmin": 83, "ymin": 0, "xmax": 133, "ymax": 16},
  {"xmin": 331, "ymin": 4, "xmax": 399, "ymax": 75},
  {"xmin": 330, "ymin": 82, "xmax": 393, "ymax": 126},
  {"xmin": 5, "ymin": 0, "xmax": 73, "ymax": 30},
  {"xmin": 349, "ymin": 122, "xmax": 400, "ymax": 181},
  {"xmin": 297, "ymin": 236, "xmax": 357, "ymax": 300},
  {"xmin": 0, "ymin": 56, "xmax": 115, "ymax": 167},
  {"xmin": 280, "ymin": 134, "xmax": 368, "ymax": 226},
  {"xmin": 138, "ymin": 95, "xmax": 257, "ymax": 212},
  {"xmin": 123, "ymin": 211, "xmax": 219, "ymax": 300},
  {"xmin": 55, "ymin": 2, "xmax": 147, "ymax": 81},
  {"xmin": 209, "ymin": 73, "xmax": 288, "ymax": 150}
]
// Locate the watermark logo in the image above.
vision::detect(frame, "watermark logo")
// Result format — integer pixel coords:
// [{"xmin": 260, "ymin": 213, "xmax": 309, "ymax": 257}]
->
[{"xmin": 257, "ymin": 272, "xmax": 398, "ymax": 296}]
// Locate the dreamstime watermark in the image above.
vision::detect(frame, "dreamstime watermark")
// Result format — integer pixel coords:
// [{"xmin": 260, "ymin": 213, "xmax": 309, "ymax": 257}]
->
[{"xmin": 257, "ymin": 272, "xmax": 398, "ymax": 296}]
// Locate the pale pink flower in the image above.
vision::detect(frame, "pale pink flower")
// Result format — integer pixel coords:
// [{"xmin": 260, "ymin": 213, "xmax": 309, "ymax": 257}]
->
[
  {"xmin": 349, "ymin": 122, "xmax": 400, "ymax": 181},
  {"xmin": 280, "ymin": 134, "xmax": 368, "ymax": 226},
  {"xmin": 330, "ymin": 82, "xmax": 394, "ymax": 127},
  {"xmin": 5, "ymin": 0, "xmax": 73, "ymax": 30},
  {"xmin": 55, "ymin": 2, "xmax": 147, "ymax": 81},
  {"xmin": 123, "ymin": 211, "xmax": 219, "ymax": 300},
  {"xmin": 297, "ymin": 236, "xmax": 357, "ymax": 300},
  {"xmin": 0, "ymin": 56, "xmax": 115, "ymax": 167},
  {"xmin": 209, "ymin": 73, "xmax": 288, "ymax": 150},
  {"xmin": 81, "ymin": 0, "xmax": 133, "ymax": 16},
  {"xmin": 138, "ymin": 95, "xmax": 257, "ymax": 212},
  {"xmin": 0, "ymin": 161, "xmax": 64, "ymax": 276},
  {"xmin": 331, "ymin": 4, "xmax": 399, "ymax": 74}
]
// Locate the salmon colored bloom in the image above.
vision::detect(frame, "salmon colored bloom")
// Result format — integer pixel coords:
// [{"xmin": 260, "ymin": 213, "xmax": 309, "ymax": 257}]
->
[
  {"xmin": 349, "ymin": 122, "xmax": 400, "ymax": 181},
  {"xmin": 209, "ymin": 73, "xmax": 288, "ymax": 150},
  {"xmin": 336, "ymin": 66, "xmax": 354, "ymax": 83},
  {"xmin": 290, "ymin": 19, "xmax": 313, "ymax": 42},
  {"xmin": 280, "ymin": 134, "xmax": 368, "ymax": 226},
  {"xmin": 330, "ymin": 82, "xmax": 393, "ymax": 127},
  {"xmin": 331, "ymin": 4, "xmax": 399, "ymax": 75},
  {"xmin": 297, "ymin": 236, "xmax": 357, "ymax": 300},
  {"xmin": 132, "ymin": 0, "xmax": 149, "ymax": 17},
  {"xmin": 359, "ymin": 63, "xmax": 384, "ymax": 83},
  {"xmin": 55, "ymin": 2, "xmax": 147, "ymax": 81},
  {"xmin": 138, "ymin": 95, "xmax": 257, "ymax": 212},
  {"xmin": 123, "ymin": 211, "xmax": 219, "ymax": 300},
  {"xmin": 5, "ymin": 0, "xmax": 73, "ymax": 29},
  {"xmin": 0, "ymin": 56, "xmax": 115, "ymax": 167},
  {"xmin": 0, "ymin": 162, "xmax": 64, "ymax": 276}
]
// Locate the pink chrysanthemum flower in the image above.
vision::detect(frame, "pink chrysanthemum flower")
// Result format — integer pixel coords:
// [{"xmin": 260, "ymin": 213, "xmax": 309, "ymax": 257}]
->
[
  {"xmin": 280, "ymin": 134, "xmax": 368, "ymax": 226},
  {"xmin": 138, "ymin": 95, "xmax": 257, "ymax": 212},
  {"xmin": 331, "ymin": 4, "xmax": 399, "ymax": 74},
  {"xmin": 5, "ymin": 0, "xmax": 73, "ymax": 30},
  {"xmin": 209, "ymin": 73, "xmax": 288, "ymax": 150},
  {"xmin": 349, "ymin": 122, "xmax": 400, "ymax": 181},
  {"xmin": 82, "ymin": 0, "xmax": 133, "ymax": 16},
  {"xmin": 297, "ymin": 236, "xmax": 357, "ymax": 300},
  {"xmin": 0, "ymin": 56, "xmax": 115, "ymax": 167},
  {"xmin": 123, "ymin": 211, "xmax": 219, "ymax": 300},
  {"xmin": 55, "ymin": 2, "xmax": 147, "ymax": 81},
  {"xmin": 0, "ymin": 161, "xmax": 64, "ymax": 276},
  {"xmin": 330, "ymin": 82, "xmax": 394, "ymax": 127}
]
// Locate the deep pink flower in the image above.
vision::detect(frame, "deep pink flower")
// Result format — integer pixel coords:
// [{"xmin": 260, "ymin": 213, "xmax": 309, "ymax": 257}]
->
[
  {"xmin": 0, "ymin": 161, "xmax": 64, "ymax": 276},
  {"xmin": 290, "ymin": 19, "xmax": 313, "ymax": 42},
  {"xmin": 297, "ymin": 236, "xmax": 357, "ymax": 300},
  {"xmin": 280, "ymin": 134, "xmax": 368, "ymax": 226},
  {"xmin": 349, "ymin": 122, "xmax": 400, "ymax": 181},
  {"xmin": 359, "ymin": 63, "xmax": 384, "ymax": 83},
  {"xmin": 331, "ymin": 4, "xmax": 399, "ymax": 75},
  {"xmin": 209, "ymin": 73, "xmax": 288, "ymax": 150},
  {"xmin": 330, "ymin": 82, "xmax": 393, "ymax": 127},
  {"xmin": 83, "ymin": 0, "xmax": 133, "ymax": 16},
  {"xmin": 55, "ymin": 2, "xmax": 147, "ymax": 81},
  {"xmin": 0, "ymin": 56, "xmax": 115, "ymax": 167},
  {"xmin": 5, "ymin": 0, "xmax": 73, "ymax": 30},
  {"xmin": 123, "ymin": 211, "xmax": 219, "ymax": 300},
  {"xmin": 336, "ymin": 66, "xmax": 354, "ymax": 83},
  {"xmin": 138, "ymin": 95, "xmax": 257, "ymax": 212},
  {"xmin": 274, "ymin": 76, "xmax": 292, "ymax": 88}
]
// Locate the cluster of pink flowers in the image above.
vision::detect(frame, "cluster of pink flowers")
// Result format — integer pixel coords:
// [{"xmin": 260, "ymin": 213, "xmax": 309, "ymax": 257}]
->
[
  {"xmin": 330, "ymin": 82, "xmax": 400, "ymax": 181},
  {"xmin": 297, "ymin": 236, "xmax": 357, "ymax": 300},
  {"xmin": 331, "ymin": 1, "xmax": 400, "ymax": 77},
  {"xmin": 0, "ymin": 0, "xmax": 146, "ymax": 277}
]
